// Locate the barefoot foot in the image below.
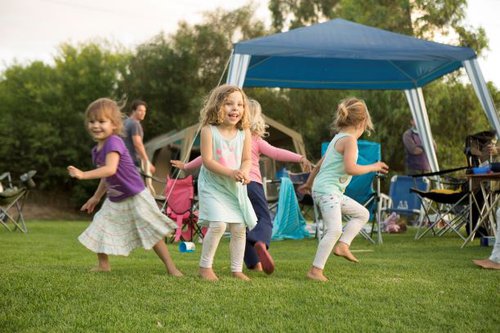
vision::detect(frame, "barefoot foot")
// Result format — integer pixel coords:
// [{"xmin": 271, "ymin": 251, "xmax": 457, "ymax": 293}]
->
[
  {"xmin": 473, "ymin": 259, "xmax": 500, "ymax": 270},
  {"xmin": 333, "ymin": 242, "xmax": 359, "ymax": 263},
  {"xmin": 199, "ymin": 267, "xmax": 218, "ymax": 281},
  {"xmin": 306, "ymin": 267, "xmax": 328, "ymax": 282},
  {"xmin": 232, "ymin": 272, "xmax": 251, "ymax": 281},
  {"xmin": 168, "ymin": 268, "xmax": 184, "ymax": 277}
]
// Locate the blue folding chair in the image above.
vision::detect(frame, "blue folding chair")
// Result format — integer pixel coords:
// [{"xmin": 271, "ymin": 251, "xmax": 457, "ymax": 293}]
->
[
  {"xmin": 344, "ymin": 140, "xmax": 386, "ymax": 244},
  {"xmin": 315, "ymin": 140, "xmax": 388, "ymax": 244},
  {"xmin": 384, "ymin": 175, "xmax": 430, "ymax": 239}
]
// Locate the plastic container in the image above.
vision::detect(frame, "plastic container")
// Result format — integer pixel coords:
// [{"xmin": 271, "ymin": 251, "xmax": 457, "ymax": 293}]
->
[
  {"xmin": 471, "ymin": 165, "xmax": 491, "ymax": 174},
  {"xmin": 480, "ymin": 236, "xmax": 495, "ymax": 247},
  {"xmin": 179, "ymin": 241, "xmax": 195, "ymax": 253}
]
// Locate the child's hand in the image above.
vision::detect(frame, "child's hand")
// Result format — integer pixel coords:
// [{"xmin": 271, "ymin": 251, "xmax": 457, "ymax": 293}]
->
[
  {"xmin": 67, "ymin": 166, "xmax": 84, "ymax": 179},
  {"xmin": 81, "ymin": 196, "xmax": 100, "ymax": 214},
  {"xmin": 170, "ymin": 160, "xmax": 185, "ymax": 170},
  {"xmin": 486, "ymin": 143, "xmax": 498, "ymax": 155},
  {"xmin": 373, "ymin": 161, "xmax": 389, "ymax": 174},
  {"xmin": 300, "ymin": 157, "xmax": 313, "ymax": 172},
  {"xmin": 297, "ymin": 183, "xmax": 311, "ymax": 195},
  {"xmin": 241, "ymin": 170, "xmax": 251, "ymax": 185},
  {"xmin": 232, "ymin": 170, "xmax": 247, "ymax": 184}
]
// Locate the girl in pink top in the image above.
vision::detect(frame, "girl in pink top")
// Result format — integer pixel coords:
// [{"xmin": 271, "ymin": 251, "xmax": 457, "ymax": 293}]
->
[{"xmin": 172, "ymin": 99, "xmax": 311, "ymax": 274}]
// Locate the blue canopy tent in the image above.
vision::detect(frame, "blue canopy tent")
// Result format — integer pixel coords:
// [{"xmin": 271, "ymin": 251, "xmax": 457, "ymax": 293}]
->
[{"xmin": 227, "ymin": 19, "xmax": 500, "ymax": 172}]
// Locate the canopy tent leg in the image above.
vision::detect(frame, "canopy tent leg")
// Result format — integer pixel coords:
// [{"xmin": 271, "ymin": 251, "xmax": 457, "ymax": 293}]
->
[
  {"xmin": 404, "ymin": 88, "xmax": 440, "ymax": 173},
  {"xmin": 227, "ymin": 53, "xmax": 251, "ymax": 87},
  {"xmin": 463, "ymin": 59, "xmax": 500, "ymax": 138}
]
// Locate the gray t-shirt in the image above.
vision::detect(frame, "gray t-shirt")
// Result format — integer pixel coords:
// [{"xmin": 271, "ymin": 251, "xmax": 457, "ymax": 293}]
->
[{"xmin": 123, "ymin": 117, "xmax": 143, "ymax": 167}]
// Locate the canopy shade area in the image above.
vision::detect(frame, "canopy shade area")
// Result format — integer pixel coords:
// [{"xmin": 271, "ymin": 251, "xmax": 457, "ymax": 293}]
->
[{"xmin": 228, "ymin": 18, "xmax": 500, "ymax": 172}]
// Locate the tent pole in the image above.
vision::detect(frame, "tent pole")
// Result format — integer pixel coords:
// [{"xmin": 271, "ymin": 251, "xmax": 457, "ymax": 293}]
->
[
  {"xmin": 404, "ymin": 88, "xmax": 440, "ymax": 173},
  {"xmin": 463, "ymin": 59, "xmax": 500, "ymax": 139},
  {"xmin": 226, "ymin": 53, "xmax": 251, "ymax": 87}
]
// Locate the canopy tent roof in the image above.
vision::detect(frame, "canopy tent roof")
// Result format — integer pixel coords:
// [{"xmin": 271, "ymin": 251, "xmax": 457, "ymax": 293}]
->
[
  {"xmin": 233, "ymin": 18, "xmax": 476, "ymax": 90},
  {"xmin": 228, "ymin": 18, "xmax": 499, "ymax": 173}
]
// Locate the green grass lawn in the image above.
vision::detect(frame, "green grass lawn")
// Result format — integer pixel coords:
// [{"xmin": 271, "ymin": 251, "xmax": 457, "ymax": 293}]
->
[{"xmin": 1, "ymin": 221, "xmax": 499, "ymax": 332}]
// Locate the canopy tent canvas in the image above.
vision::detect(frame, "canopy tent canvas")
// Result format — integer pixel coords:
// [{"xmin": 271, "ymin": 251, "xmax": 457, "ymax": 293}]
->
[
  {"xmin": 227, "ymin": 18, "xmax": 500, "ymax": 172},
  {"xmin": 144, "ymin": 115, "xmax": 307, "ymax": 194}
]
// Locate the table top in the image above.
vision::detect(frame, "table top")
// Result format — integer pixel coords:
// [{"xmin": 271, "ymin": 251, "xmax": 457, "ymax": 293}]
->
[{"xmin": 465, "ymin": 172, "xmax": 500, "ymax": 180}]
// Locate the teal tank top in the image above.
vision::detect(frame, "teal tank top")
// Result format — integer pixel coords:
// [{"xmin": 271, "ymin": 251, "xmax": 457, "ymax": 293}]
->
[
  {"xmin": 197, "ymin": 126, "xmax": 257, "ymax": 229},
  {"xmin": 312, "ymin": 133, "xmax": 357, "ymax": 195}
]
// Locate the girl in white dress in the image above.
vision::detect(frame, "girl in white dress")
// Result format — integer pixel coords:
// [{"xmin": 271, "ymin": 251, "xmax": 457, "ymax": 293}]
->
[{"xmin": 197, "ymin": 85, "xmax": 257, "ymax": 281}]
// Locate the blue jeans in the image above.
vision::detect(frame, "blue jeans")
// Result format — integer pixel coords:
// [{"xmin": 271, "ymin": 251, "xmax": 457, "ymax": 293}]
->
[{"xmin": 244, "ymin": 181, "xmax": 273, "ymax": 268}]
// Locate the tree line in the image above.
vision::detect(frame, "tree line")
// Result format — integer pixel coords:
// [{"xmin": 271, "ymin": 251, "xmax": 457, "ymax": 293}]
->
[{"xmin": 0, "ymin": 1, "xmax": 497, "ymax": 206}]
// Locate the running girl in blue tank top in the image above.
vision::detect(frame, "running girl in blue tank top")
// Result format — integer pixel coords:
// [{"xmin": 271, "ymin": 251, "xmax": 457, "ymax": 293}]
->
[{"xmin": 299, "ymin": 97, "xmax": 389, "ymax": 282}]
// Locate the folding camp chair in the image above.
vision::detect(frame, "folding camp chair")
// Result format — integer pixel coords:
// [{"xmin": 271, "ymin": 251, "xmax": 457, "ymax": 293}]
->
[
  {"xmin": 0, "ymin": 170, "xmax": 36, "ymax": 233},
  {"xmin": 288, "ymin": 171, "xmax": 314, "ymax": 219},
  {"xmin": 271, "ymin": 177, "xmax": 310, "ymax": 241},
  {"xmin": 344, "ymin": 141, "xmax": 389, "ymax": 244},
  {"xmin": 265, "ymin": 169, "xmax": 314, "ymax": 220},
  {"xmin": 386, "ymin": 175, "xmax": 429, "ymax": 223},
  {"xmin": 161, "ymin": 175, "xmax": 204, "ymax": 242},
  {"xmin": 314, "ymin": 140, "xmax": 389, "ymax": 244},
  {"xmin": 409, "ymin": 172, "xmax": 470, "ymax": 241}
]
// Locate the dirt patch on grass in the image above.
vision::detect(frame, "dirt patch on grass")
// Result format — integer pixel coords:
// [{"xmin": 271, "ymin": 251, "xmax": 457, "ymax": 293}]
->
[{"xmin": 22, "ymin": 190, "xmax": 90, "ymax": 221}]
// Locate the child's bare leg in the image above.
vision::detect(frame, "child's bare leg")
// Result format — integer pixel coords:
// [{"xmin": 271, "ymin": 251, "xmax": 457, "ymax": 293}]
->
[
  {"xmin": 333, "ymin": 241, "xmax": 359, "ymax": 263},
  {"xmin": 307, "ymin": 266, "xmax": 328, "ymax": 281},
  {"xmin": 91, "ymin": 253, "xmax": 110, "ymax": 272},
  {"xmin": 153, "ymin": 240, "xmax": 183, "ymax": 277},
  {"xmin": 199, "ymin": 222, "xmax": 226, "ymax": 281},
  {"xmin": 229, "ymin": 223, "xmax": 250, "ymax": 281}
]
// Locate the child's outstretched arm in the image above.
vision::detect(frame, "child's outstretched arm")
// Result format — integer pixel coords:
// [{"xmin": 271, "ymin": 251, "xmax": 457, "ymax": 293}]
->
[
  {"xmin": 200, "ymin": 126, "xmax": 242, "ymax": 182},
  {"xmin": 170, "ymin": 156, "xmax": 202, "ymax": 172},
  {"xmin": 257, "ymin": 138, "xmax": 312, "ymax": 172},
  {"xmin": 297, "ymin": 156, "xmax": 324, "ymax": 195},
  {"xmin": 342, "ymin": 136, "xmax": 389, "ymax": 175},
  {"xmin": 67, "ymin": 152, "xmax": 120, "ymax": 180}
]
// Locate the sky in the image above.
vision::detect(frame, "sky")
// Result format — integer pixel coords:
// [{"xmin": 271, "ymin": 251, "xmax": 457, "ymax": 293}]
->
[{"xmin": 1, "ymin": 0, "xmax": 499, "ymax": 87}]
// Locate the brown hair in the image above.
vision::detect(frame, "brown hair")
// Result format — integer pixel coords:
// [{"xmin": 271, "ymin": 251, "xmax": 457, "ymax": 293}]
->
[
  {"xmin": 85, "ymin": 98, "xmax": 124, "ymax": 136},
  {"xmin": 332, "ymin": 97, "xmax": 373, "ymax": 134},
  {"xmin": 199, "ymin": 84, "xmax": 250, "ymax": 130},
  {"xmin": 130, "ymin": 99, "xmax": 147, "ymax": 114}
]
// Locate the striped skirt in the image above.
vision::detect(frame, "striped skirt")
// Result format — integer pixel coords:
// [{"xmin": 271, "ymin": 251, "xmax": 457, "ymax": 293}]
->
[{"xmin": 78, "ymin": 189, "xmax": 177, "ymax": 256}]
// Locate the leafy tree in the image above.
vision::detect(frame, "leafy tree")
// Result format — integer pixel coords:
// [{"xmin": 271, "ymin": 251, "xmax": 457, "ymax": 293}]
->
[
  {"xmin": 52, "ymin": 42, "xmax": 129, "ymax": 201},
  {"xmin": 0, "ymin": 41, "xmax": 128, "ymax": 204},
  {"xmin": 121, "ymin": 4, "xmax": 269, "ymax": 141},
  {"xmin": 0, "ymin": 62, "xmax": 60, "ymax": 181}
]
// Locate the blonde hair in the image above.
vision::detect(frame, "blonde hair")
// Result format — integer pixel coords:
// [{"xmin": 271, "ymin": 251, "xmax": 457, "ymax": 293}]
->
[
  {"xmin": 248, "ymin": 99, "xmax": 269, "ymax": 138},
  {"xmin": 85, "ymin": 98, "xmax": 124, "ymax": 136},
  {"xmin": 199, "ymin": 84, "xmax": 251, "ymax": 130},
  {"xmin": 332, "ymin": 97, "xmax": 373, "ymax": 134}
]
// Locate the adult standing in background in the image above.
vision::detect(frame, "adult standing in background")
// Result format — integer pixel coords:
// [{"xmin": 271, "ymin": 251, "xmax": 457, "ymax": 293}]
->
[
  {"xmin": 402, "ymin": 118, "xmax": 436, "ymax": 175},
  {"xmin": 124, "ymin": 100, "xmax": 155, "ymax": 175}
]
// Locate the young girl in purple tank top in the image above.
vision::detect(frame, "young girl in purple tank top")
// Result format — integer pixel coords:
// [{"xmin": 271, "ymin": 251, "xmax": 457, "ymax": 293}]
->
[{"xmin": 67, "ymin": 98, "xmax": 182, "ymax": 276}]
